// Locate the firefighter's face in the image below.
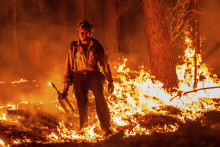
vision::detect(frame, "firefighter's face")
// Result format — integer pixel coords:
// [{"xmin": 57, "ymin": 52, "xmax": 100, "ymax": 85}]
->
[{"xmin": 79, "ymin": 30, "xmax": 90, "ymax": 41}]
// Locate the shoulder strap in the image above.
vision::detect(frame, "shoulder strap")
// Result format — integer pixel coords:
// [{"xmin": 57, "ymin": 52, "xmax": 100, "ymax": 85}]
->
[{"xmin": 70, "ymin": 41, "xmax": 78, "ymax": 58}]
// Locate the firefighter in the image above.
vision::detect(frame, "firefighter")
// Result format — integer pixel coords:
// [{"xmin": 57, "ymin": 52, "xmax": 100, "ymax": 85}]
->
[{"xmin": 62, "ymin": 19, "xmax": 114, "ymax": 136}]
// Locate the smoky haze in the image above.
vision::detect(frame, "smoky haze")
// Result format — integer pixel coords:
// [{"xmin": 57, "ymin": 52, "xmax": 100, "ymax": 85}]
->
[
  {"xmin": 200, "ymin": 0, "xmax": 220, "ymax": 75},
  {"xmin": 0, "ymin": 0, "xmax": 219, "ymax": 105}
]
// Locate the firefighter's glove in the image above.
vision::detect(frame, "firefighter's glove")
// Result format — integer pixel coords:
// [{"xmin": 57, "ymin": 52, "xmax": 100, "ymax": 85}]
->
[{"xmin": 108, "ymin": 81, "xmax": 114, "ymax": 93}]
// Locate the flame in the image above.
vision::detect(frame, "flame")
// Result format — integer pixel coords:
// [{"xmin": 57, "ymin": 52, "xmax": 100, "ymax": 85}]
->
[
  {"xmin": 11, "ymin": 78, "xmax": 28, "ymax": 84},
  {"xmin": 176, "ymin": 36, "xmax": 220, "ymax": 95},
  {"xmin": 0, "ymin": 139, "xmax": 5, "ymax": 146},
  {"xmin": 0, "ymin": 114, "xmax": 6, "ymax": 120},
  {"xmin": 0, "ymin": 104, "xmax": 17, "ymax": 110},
  {"xmin": 0, "ymin": 36, "xmax": 220, "ymax": 145},
  {"xmin": 47, "ymin": 122, "xmax": 103, "ymax": 143}
]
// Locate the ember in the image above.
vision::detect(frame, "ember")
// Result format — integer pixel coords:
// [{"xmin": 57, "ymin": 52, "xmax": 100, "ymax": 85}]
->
[
  {"xmin": 11, "ymin": 78, "xmax": 28, "ymax": 84},
  {"xmin": 0, "ymin": 40, "xmax": 219, "ymax": 146},
  {"xmin": 0, "ymin": 0, "xmax": 219, "ymax": 146},
  {"xmin": 0, "ymin": 139, "xmax": 5, "ymax": 146}
]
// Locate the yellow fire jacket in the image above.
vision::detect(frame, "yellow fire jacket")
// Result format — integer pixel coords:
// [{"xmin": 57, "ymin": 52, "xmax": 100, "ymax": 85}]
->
[{"xmin": 64, "ymin": 38, "xmax": 113, "ymax": 84}]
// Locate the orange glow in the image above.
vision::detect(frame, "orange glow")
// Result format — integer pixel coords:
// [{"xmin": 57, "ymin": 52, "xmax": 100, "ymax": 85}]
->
[
  {"xmin": 0, "ymin": 37, "xmax": 219, "ymax": 145},
  {"xmin": 11, "ymin": 78, "xmax": 28, "ymax": 84},
  {"xmin": 0, "ymin": 139, "xmax": 5, "ymax": 146}
]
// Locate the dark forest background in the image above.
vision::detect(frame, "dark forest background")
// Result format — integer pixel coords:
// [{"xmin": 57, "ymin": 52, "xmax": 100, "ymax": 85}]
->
[{"xmin": 0, "ymin": 0, "xmax": 219, "ymax": 104}]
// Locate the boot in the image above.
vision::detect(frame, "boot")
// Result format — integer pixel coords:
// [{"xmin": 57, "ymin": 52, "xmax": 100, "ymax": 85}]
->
[{"xmin": 104, "ymin": 128, "xmax": 113, "ymax": 137}]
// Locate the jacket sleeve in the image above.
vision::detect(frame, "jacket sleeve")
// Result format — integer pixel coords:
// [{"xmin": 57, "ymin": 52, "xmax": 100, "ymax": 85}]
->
[
  {"xmin": 63, "ymin": 48, "xmax": 73, "ymax": 85},
  {"xmin": 98, "ymin": 43, "xmax": 113, "ymax": 83}
]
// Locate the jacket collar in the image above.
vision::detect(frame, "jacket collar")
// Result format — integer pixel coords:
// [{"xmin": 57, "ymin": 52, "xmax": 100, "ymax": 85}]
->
[{"xmin": 77, "ymin": 38, "xmax": 94, "ymax": 47}]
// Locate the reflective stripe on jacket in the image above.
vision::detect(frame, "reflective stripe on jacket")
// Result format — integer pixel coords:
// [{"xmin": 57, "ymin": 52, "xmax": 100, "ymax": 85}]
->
[{"xmin": 64, "ymin": 38, "xmax": 113, "ymax": 84}]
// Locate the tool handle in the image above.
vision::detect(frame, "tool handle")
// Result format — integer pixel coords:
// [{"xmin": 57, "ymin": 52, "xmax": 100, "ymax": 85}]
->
[{"xmin": 51, "ymin": 82, "xmax": 61, "ymax": 94}]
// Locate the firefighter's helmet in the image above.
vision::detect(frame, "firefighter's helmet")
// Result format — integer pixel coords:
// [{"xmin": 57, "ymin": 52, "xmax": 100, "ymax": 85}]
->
[{"xmin": 77, "ymin": 19, "xmax": 94, "ymax": 31}]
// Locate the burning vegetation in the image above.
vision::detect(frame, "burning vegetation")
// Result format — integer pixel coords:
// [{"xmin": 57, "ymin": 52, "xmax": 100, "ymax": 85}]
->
[
  {"xmin": 0, "ymin": 0, "xmax": 220, "ymax": 146},
  {"xmin": 0, "ymin": 36, "xmax": 220, "ymax": 146}
]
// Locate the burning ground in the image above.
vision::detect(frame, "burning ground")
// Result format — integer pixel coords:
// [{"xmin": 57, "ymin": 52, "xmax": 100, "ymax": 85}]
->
[{"xmin": 0, "ymin": 40, "xmax": 220, "ymax": 146}]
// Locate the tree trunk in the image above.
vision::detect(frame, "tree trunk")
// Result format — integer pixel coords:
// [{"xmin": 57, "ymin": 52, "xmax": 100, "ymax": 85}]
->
[
  {"xmin": 57, "ymin": 1, "xmax": 68, "ymax": 44},
  {"xmin": 11, "ymin": 0, "xmax": 20, "ymax": 62},
  {"xmin": 75, "ymin": 0, "xmax": 84, "ymax": 20},
  {"xmin": 26, "ymin": 0, "xmax": 43, "ymax": 66},
  {"xmin": 33, "ymin": 0, "xmax": 43, "ymax": 11},
  {"xmin": 142, "ymin": 0, "xmax": 178, "ymax": 89},
  {"xmin": 104, "ymin": 0, "xmax": 119, "ymax": 58},
  {"xmin": 190, "ymin": 0, "xmax": 200, "ymax": 89}
]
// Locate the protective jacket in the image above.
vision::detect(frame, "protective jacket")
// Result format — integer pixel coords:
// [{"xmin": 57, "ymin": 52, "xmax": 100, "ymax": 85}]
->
[{"xmin": 64, "ymin": 38, "xmax": 113, "ymax": 84}]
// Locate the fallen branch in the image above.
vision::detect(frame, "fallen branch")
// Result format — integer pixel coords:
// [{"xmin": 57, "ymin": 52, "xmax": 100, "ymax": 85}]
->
[{"xmin": 170, "ymin": 86, "xmax": 220, "ymax": 102}]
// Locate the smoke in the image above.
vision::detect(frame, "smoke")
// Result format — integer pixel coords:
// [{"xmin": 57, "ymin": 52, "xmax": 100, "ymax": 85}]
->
[
  {"xmin": 118, "ymin": 0, "xmax": 150, "ymax": 70},
  {"xmin": 200, "ymin": 0, "xmax": 220, "ymax": 76},
  {"xmin": 0, "ymin": 0, "xmax": 74, "ymax": 105}
]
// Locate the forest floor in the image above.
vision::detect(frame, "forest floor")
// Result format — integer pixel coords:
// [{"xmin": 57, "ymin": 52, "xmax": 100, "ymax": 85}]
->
[
  {"xmin": 0, "ymin": 82, "xmax": 220, "ymax": 147},
  {"xmin": 0, "ymin": 102, "xmax": 219, "ymax": 147}
]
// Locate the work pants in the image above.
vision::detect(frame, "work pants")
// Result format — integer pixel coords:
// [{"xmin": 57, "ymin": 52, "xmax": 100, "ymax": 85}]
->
[{"xmin": 73, "ymin": 71, "xmax": 111, "ymax": 131}]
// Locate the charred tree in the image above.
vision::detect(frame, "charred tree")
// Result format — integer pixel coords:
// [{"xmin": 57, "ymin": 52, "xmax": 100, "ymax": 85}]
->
[
  {"xmin": 104, "ymin": 0, "xmax": 134, "ymax": 58},
  {"xmin": 57, "ymin": 1, "xmax": 67, "ymax": 27},
  {"xmin": 142, "ymin": 0, "xmax": 178, "ymax": 89},
  {"xmin": 33, "ymin": 0, "xmax": 43, "ymax": 11},
  {"xmin": 12, "ymin": 0, "xmax": 18, "ymax": 61},
  {"xmin": 75, "ymin": 0, "xmax": 85, "ymax": 20},
  {"xmin": 190, "ymin": 0, "xmax": 200, "ymax": 89},
  {"xmin": 20, "ymin": 0, "xmax": 44, "ymax": 66},
  {"xmin": 9, "ymin": 0, "xmax": 20, "ymax": 62},
  {"xmin": 55, "ymin": 1, "xmax": 70, "ymax": 46},
  {"xmin": 167, "ymin": 0, "xmax": 191, "ymax": 47},
  {"xmin": 104, "ymin": 0, "xmax": 119, "ymax": 57}
]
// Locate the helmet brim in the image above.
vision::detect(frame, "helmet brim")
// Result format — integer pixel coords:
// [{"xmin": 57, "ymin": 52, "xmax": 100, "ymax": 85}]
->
[{"xmin": 76, "ymin": 28, "xmax": 91, "ymax": 31}]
